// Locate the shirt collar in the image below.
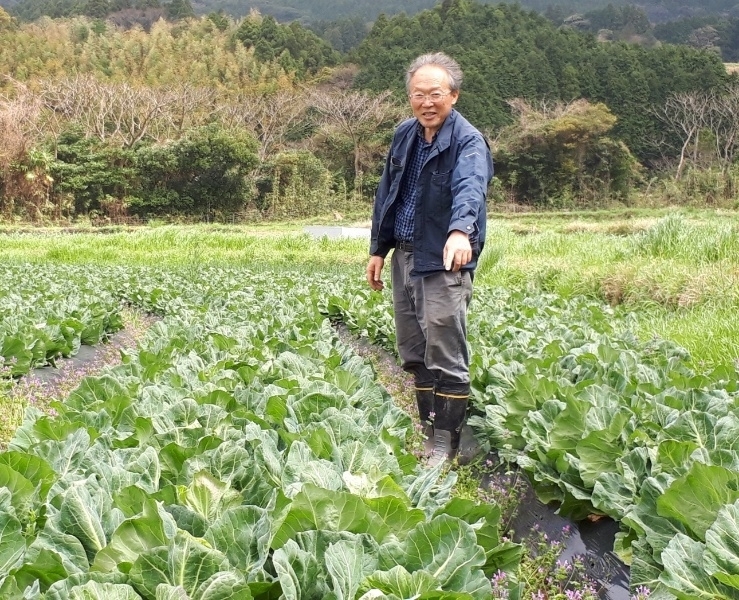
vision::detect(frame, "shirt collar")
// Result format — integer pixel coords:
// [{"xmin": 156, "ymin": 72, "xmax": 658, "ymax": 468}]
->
[{"xmin": 415, "ymin": 121, "xmax": 437, "ymax": 145}]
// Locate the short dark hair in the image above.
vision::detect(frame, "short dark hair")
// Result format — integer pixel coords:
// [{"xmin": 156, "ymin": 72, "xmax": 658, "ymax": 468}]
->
[{"xmin": 406, "ymin": 52, "xmax": 463, "ymax": 92}]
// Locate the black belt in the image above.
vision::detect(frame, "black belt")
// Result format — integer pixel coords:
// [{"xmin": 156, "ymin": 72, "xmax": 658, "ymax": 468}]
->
[{"xmin": 395, "ymin": 240, "xmax": 414, "ymax": 252}]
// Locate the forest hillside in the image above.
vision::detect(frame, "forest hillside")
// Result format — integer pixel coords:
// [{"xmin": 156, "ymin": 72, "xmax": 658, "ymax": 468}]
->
[
  {"xmin": 1, "ymin": 0, "xmax": 735, "ymax": 24},
  {"xmin": 1, "ymin": 0, "xmax": 737, "ymax": 222}
]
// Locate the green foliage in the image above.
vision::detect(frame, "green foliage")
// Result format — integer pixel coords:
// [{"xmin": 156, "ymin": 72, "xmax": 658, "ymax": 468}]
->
[
  {"xmin": 0, "ymin": 263, "xmax": 124, "ymax": 375},
  {"xmin": 235, "ymin": 13, "xmax": 339, "ymax": 77},
  {"xmin": 494, "ymin": 100, "xmax": 640, "ymax": 206},
  {"xmin": 132, "ymin": 124, "xmax": 258, "ymax": 218},
  {"xmin": 0, "ymin": 16, "xmax": 292, "ymax": 91},
  {"xmin": 333, "ymin": 271, "xmax": 739, "ymax": 597},
  {"xmin": 0, "ymin": 263, "xmax": 507, "ymax": 598},
  {"xmin": 49, "ymin": 129, "xmax": 137, "ymax": 216},
  {"xmin": 165, "ymin": 0, "xmax": 193, "ymax": 19},
  {"xmin": 654, "ymin": 15, "xmax": 739, "ymax": 62},
  {"xmin": 206, "ymin": 9, "xmax": 229, "ymax": 30},
  {"xmin": 575, "ymin": 3, "xmax": 653, "ymax": 42},
  {"xmin": 8, "ymin": 0, "xmax": 739, "ymax": 29},
  {"xmin": 352, "ymin": 0, "xmax": 729, "ymax": 163},
  {"xmin": 309, "ymin": 16, "xmax": 369, "ymax": 52},
  {"xmin": 10, "ymin": 0, "xmax": 189, "ymax": 21},
  {"xmin": 256, "ymin": 150, "xmax": 339, "ymax": 218}
]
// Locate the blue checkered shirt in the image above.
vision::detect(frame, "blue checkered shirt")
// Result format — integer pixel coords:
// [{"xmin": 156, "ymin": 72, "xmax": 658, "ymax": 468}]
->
[{"xmin": 394, "ymin": 125, "xmax": 435, "ymax": 242}]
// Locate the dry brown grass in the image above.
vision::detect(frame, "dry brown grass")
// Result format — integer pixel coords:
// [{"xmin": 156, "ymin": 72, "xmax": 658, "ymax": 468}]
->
[
  {"xmin": 598, "ymin": 263, "xmax": 739, "ymax": 309},
  {"xmin": 558, "ymin": 219, "xmax": 655, "ymax": 236}
]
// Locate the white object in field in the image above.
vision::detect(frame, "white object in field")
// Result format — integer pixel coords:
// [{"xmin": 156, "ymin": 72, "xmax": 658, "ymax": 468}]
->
[{"xmin": 304, "ymin": 226, "xmax": 371, "ymax": 240}]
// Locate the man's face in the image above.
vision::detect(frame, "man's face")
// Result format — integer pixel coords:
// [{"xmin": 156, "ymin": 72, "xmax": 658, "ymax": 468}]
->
[{"xmin": 408, "ymin": 64, "xmax": 459, "ymax": 136}]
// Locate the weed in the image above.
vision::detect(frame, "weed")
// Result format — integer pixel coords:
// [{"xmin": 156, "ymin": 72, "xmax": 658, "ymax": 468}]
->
[{"xmin": 508, "ymin": 526, "xmax": 601, "ymax": 600}]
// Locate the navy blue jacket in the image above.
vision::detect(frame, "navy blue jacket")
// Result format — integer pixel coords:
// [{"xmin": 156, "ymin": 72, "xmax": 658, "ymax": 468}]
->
[{"xmin": 370, "ymin": 109, "xmax": 494, "ymax": 276}]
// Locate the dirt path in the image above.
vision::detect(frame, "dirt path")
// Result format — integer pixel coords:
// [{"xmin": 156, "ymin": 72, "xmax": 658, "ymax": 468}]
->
[{"xmin": 0, "ymin": 310, "xmax": 156, "ymax": 445}]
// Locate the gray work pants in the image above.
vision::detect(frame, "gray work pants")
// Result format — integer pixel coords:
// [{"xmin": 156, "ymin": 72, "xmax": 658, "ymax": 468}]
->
[{"xmin": 391, "ymin": 248, "xmax": 473, "ymax": 396}]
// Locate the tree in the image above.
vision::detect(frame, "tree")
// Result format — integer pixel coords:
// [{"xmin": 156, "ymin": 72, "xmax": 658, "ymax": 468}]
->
[
  {"xmin": 83, "ymin": 0, "xmax": 110, "ymax": 18},
  {"xmin": 132, "ymin": 124, "xmax": 258, "ymax": 218},
  {"xmin": 49, "ymin": 128, "xmax": 137, "ymax": 215},
  {"xmin": 165, "ymin": 0, "xmax": 193, "ymax": 20},
  {"xmin": 40, "ymin": 76, "xmax": 215, "ymax": 148},
  {"xmin": 352, "ymin": 0, "xmax": 729, "ymax": 164},
  {"xmin": 257, "ymin": 150, "xmax": 335, "ymax": 218},
  {"xmin": 653, "ymin": 91, "xmax": 712, "ymax": 179},
  {"xmin": 0, "ymin": 87, "xmax": 51, "ymax": 220},
  {"xmin": 656, "ymin": 84, "xmax": 739, "ymax": 177},
  {"xmin": 494, "ymin": 98, "xmax": 640, "ymax": 205},
  {"xmin": 687, "ymin": 26, "xmax": 721, "ymax": 52},
  {"xmin": 0, "ymin": 7, "xmax": 13, "ymax": 27},
  {"xmin": 708, "ymin": 84, "xmax": 739, "ymax": 169},
  {"xmin": 220, "ymin": 90, "xmax": 308, "ymax": 162},
  {"xmin": 308, "ymin": 89, "xmax": 404, "ymax": 195}
]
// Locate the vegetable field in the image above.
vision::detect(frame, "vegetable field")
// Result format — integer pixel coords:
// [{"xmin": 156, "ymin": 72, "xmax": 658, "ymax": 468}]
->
[
  {"xmin": 1, "ymin": 216, "xmax": 739, "ymax": 599},
  {"xmin": 0, "ymin": 264, "xmax": 519, "ymax": 599}
]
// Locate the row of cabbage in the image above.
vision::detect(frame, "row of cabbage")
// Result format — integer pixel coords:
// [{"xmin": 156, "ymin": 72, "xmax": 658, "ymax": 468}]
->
[
  {"xmin": 327, "ymin": 286, "xmax": 739, "ymax": 599},
  {"xmin": 0, "ymin": 264, "xmax": 521, "ymax": 600},
  {"xmin": 0, "ymin": 265, "xmax": 123, "ymax": 376}
]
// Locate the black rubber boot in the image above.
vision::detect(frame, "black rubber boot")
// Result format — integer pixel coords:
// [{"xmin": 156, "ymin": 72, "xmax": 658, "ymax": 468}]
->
[
  {"xmin": 415, "ymin": 385, "xmax": 435, "ymax": 457},
  {"xmin": 427, "ymin": 392, "xmax": 468, "ymax": 467}
]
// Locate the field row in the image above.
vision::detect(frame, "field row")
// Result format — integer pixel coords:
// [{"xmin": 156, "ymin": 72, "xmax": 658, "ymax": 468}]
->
[
  {"xmin": 0, "ymin": 265, "xmax": 516, "ymax": 599},
  {"xmin": 0, "ymin": 265, "xmax": 123, "ymax": 376},
  {"xmin": 329, "ymin": 274, "xmax": 739, "ymax": 599}
]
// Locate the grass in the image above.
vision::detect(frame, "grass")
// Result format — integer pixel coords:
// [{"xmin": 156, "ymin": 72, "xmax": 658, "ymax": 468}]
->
[
  {"xmin": 475, "ymin": 212, "xmax": 739, "ymax": 369},
  {"xmin": 0, "ymin": 225, "xmax": 369, "ymax": 271}
]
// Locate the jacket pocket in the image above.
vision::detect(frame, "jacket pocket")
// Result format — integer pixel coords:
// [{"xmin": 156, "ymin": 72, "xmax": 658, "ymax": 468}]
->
[
  {"xmin": 430, "ymin": 170, "xmax": 453, "ymax": 210},
  {"xmin": 431, "ymin": 170, "xmax": 451, "ymax": 185}
]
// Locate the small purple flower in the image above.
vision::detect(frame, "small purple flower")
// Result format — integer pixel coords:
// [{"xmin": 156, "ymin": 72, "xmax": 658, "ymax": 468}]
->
[{"xmin": 631, "ymin": 586, "xmax": 651, "ymax": 600}]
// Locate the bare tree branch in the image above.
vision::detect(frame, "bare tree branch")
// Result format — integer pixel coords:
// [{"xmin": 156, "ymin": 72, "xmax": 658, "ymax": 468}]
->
[
  {"xmin": 308, "ymin": 89, "xmax": 404, "ymax": 187},
  {"xmin": 221, "ymin": 90, "xmax": 308, "ymax": 162},
  {"xmin": 652, "ymin": 91, "xmax": 711, "ymax": 180}
]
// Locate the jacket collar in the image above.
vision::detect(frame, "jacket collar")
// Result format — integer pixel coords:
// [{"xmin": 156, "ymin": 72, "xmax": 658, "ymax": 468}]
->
[{"xmin": 432, "ymin": 109, "xmax": 457, "ymax": 153}]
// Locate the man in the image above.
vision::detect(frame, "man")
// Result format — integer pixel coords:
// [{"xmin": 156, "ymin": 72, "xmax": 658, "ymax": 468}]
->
[{"xmin": 366, "ymin": 52, "xmax": 493, "ymax": 466}]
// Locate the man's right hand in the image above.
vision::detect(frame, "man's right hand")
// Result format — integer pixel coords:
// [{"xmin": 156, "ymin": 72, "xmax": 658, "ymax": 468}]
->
[{"xmin": 366, "ymin": 256, "xmax": 385, "ymax": 291}]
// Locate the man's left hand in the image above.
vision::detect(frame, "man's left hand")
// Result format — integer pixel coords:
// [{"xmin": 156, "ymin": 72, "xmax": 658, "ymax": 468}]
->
[{"xmin": 443, "ymin": 230, "xmax": 471, "ymax": 272}]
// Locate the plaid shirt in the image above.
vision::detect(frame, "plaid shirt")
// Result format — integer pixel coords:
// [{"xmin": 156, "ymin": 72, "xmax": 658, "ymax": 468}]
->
[{"xmin": 394, "ymin": 124, "xmax": 435, "ymax": 242}]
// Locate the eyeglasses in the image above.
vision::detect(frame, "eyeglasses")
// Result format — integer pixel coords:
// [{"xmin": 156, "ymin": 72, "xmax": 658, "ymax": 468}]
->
[{"xmin": 408, "ymin": 91, "xmax": 451, "ymax": 103}]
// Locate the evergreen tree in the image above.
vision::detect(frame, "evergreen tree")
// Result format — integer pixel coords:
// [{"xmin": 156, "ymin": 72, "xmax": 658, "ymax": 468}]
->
[
  {"xmin": 352, "ymin": 0, "xmax": 729, "ymax": 163},
  {"xmin": 83, "ymin": 0, "xmax": 110, "ymax": 19},
  {"xmin": 165, "ymin": 0, "xmax": 193, "ymax": 20}
]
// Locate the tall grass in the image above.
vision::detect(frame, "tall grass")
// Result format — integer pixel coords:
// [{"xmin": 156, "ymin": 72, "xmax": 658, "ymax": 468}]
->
[
  {"xmin": 637, "ymin": 304, "xmax": 739, "ymax": 371},
  {"xmin": 0, "ymin": 225, "xmax": 369, "ymax": 272},
  {"xmin": 629, "ymin": 213, "xmax": 739, "ymax": 263},
  {"xmin": 475, "ymin": 213, "xmax": 739, "ymax": 369}
]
